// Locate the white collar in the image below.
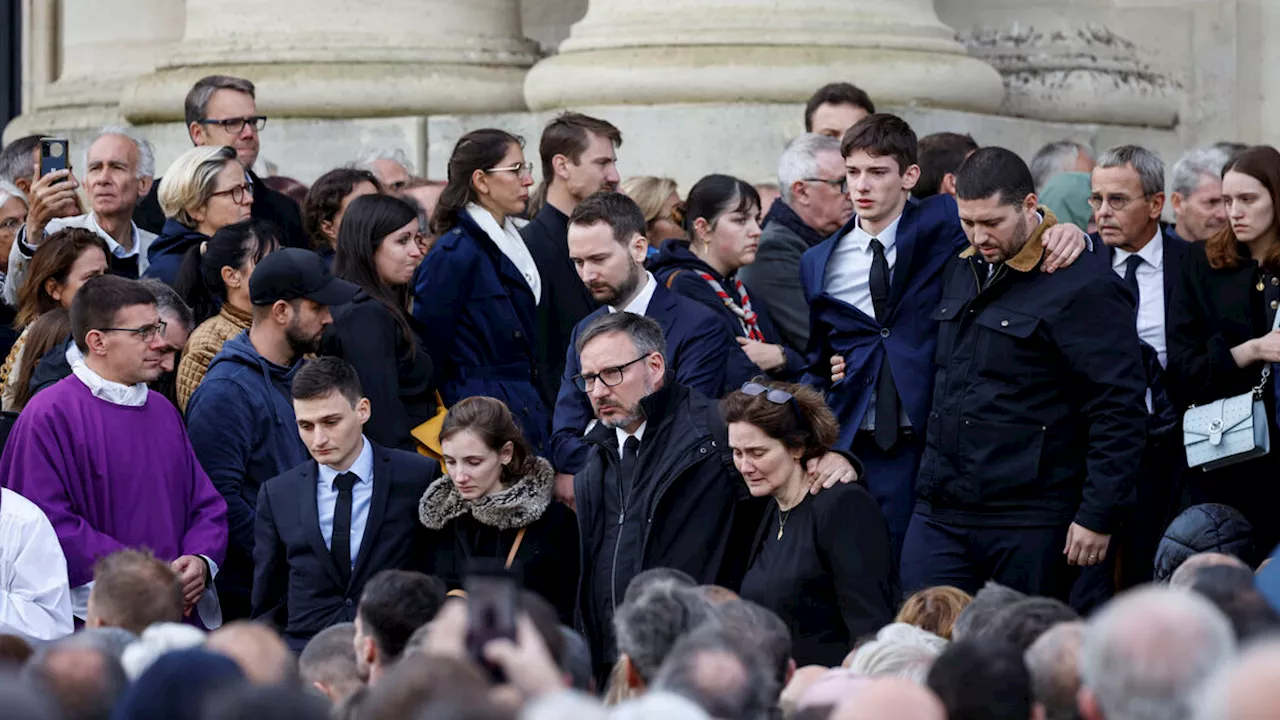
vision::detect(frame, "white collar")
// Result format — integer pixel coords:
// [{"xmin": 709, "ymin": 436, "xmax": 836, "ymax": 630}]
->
[
  {"xmin": 84, "ymin": 213, "xmax": 141, "ymax": 258},
  {"xmin": 1112, "ymin": 227, "xmax": 1165, "ymax": 270},
  {"xmin": 70, "ymin": 351, "xmax": 149, "ymax": 407},
  {"xmin": 615, "ymin": 421, "xmax": 648, "ymax": 453},
  {"xmin": 317, "ymin": 435, "xmax": 375, "ymax": 488},
  {"xmin": 609, "ymin": 272, "xmax": 658, "ymax": 317},
  {"xmin": 849, "ymin": 213, "xmax": 904, "ymax": 252},
  {"xmin": 465, "ymin": 202, "xmax": 527, "ymax": 238}
]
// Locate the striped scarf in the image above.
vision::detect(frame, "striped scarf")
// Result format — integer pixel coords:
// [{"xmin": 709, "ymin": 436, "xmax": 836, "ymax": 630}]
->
[{"xmin": 696, "ymin": 272, "xmax": 766, "ymax": 341}]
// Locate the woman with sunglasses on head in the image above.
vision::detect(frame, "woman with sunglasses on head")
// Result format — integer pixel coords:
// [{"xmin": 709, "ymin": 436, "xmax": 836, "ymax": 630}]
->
[
  {"xmin": 145, "ymin": 146, "xmax": 253, "ymax": 286},
  {"xmin": 650, "ymin": 174, "xmax": 805, "ymax": 385},
  {"xmin": 412, "ymin": 129, "xmax": 551, "ymax": 452},
  {"xmin": 323, "ymin": 193, "xmax": 436, "ymax": 452},
  {"xmin": 722, "ymin": 379, "xmax": 896, "ymax": 667}
]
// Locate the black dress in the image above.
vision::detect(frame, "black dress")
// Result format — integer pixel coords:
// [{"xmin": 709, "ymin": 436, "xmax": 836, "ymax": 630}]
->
[
  {"xmin": 418, "ymin": 457, "xmax": 580, "ymax": 625},
  {"xmin": 1167, "ymin": 242, "xmax": 1280, "ymax": 562},
  {"xmin": 739, "ymin": 482, "xmax": 898, "ymax": 667}
]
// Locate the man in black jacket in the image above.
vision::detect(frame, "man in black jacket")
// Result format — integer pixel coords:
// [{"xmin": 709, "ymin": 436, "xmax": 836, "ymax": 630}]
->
[
  {"xmin": 132, "ymin": 75, "xmax": 307, "ymax": 249},
  {"xmin": 521, "ymin": 113, "xmax": 620, "ymax": 405},
  {"xmin": 902, "ymin": 147, "xmax": 1147, "ymax": 602},
  {"xmin": 571, "ymin": 312, "xmax": 859, "ymax": 677},
  {"xmin": 252, "ymin": 357, "xmax": 440, "ymax": 651}
]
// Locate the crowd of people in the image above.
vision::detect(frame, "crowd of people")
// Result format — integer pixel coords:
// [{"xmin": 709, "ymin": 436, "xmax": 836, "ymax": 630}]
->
[{"xmin": 0, "ymin": 72, "xmax": 1279, "ymax": 719}]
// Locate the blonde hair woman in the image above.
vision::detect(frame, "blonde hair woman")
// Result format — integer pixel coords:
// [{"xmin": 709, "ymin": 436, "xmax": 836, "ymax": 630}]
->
[
  {"xmin": 144, "ymin": 145, "xmax": 251, "ymax": 285},
  {"xmin": 620, "ymin": 176, "xmax": 684, "ymax": 247}
]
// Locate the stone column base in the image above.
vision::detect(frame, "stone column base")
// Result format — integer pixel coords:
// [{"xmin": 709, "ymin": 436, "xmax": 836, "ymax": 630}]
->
[{"xmin": 524, "ymin": 46, "xmax": 1006, "ymax": 114}]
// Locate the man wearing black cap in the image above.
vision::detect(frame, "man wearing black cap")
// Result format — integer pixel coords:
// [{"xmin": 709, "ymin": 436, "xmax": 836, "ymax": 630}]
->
[{"xmin": 186, "ymin": 248, "xmax": 358, "ymax": 620}]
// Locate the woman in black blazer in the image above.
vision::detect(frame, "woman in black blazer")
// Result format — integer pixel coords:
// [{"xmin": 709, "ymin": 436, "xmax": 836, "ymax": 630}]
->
[
  {"xmin": 418, "ymin": 396, "xmax": 579, "ymax": 624},
  {"xmin": 323, "ymin": 194, "xmax": 436, "ymax": 452},
  {"xmin": 1167, "ymin": 145, "xmax": 1280, "ymax": 562},
  {"xmin": 723, "ymin": 380, "xmax": 895, "ymax": 667}
]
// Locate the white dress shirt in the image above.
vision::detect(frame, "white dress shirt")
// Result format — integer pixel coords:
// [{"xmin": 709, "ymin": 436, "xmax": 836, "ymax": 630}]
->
[
  {"xmin": 5, "ymin": 212, "xmax": 156, "ymax": 306},
  {"xmin": 824, "ymin": 214, "xmax": 902, "ymax": 318},
  {"xmin": 317, "ymin": 435, "xmax": 375, "ymax": 571},
  {"xmin": 0, "ymin": 488, "xmax": 73, "ymax": 642},
  {"xmin": 615, "ymin": 421, "xmax": 648, "ymax": 457},
  {"xmin": 1111, "ymin": 227, "xmax": 1167, "ymax": 368},
  {"xmin": 465, "ymin": 203, "xmax": 542, "ymax": 304},
  {"xmin": 608, "ymin": 272, "xmax": 658, "ymax": 317}
]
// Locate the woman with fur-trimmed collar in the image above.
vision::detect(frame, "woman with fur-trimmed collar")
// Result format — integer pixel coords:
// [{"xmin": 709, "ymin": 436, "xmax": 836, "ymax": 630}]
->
[{"xmin": 418, "ymin": 396, "xmax": 579, "ymax": 624}]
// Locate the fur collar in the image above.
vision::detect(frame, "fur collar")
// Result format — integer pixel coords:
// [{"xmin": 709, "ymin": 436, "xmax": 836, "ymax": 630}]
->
[{"xmin": 418, "ymin": 457, "xmax": 554, "ymax": 530}]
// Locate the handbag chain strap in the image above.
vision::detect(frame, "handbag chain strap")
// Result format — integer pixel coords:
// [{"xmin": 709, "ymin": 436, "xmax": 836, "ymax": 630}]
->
[{"xmin": 1254, "ymin": 365, "xmax": 1272, "ymax": 400}]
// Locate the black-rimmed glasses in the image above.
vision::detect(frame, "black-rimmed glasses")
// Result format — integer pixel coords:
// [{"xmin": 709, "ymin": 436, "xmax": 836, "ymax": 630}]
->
[
  {"xmin": 804, "ymin": 177, "xmax": 848, "ymax": 194},
  {"xmin": 1087, "ymin": 193, "xmax": 1147, "ymax": 211},
  {"xmin": 96, "ymin": 320, "xmax": 167, "ymax": 342},
  {"xmin": 210, "ymin": 183, "xmax": 254, "ymax": 204},
  {"xmin": 199, "ymin": 116, "xmax": 268, "ymax": 134},
  {"xmin": 574, "ymin": 354, "xmax": 651, "ymax": 392}
]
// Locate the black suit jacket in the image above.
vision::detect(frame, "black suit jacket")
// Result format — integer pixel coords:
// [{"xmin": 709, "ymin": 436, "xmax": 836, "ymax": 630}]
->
[
  {"xmin": 1092, "ymin": 223, "xmax": 1191, "ymax": 335},
  {"xmin": 134, "ymin": 169, "xmax": 309, "ymax": 249},
  {"xmin": 520, "ymin": 204, "xmax": 598, "ymax": 404},
  {"xmin": 252, "ymin": 442, "xmax": 441, "ymax": 650}
]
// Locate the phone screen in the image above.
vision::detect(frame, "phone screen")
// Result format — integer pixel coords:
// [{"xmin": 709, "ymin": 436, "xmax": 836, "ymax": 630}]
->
[
  {"xmin": 40, "ymin": 138, "xmax": 68, "ymax": 176},
  {"xmin": 464, "ymin": 563, "xmax": 519, "ymax": 682}
]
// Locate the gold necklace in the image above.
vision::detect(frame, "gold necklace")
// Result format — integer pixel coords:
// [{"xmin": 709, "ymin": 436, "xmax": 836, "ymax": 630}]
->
[{"xmin": 775, "ymin": 485, "xmax": 806, "ymax": 540}]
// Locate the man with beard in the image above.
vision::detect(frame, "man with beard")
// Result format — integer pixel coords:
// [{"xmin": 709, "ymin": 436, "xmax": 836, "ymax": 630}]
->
[
  {"xmin": 550, "ymin": 192, "xmax": 741, "ymax": 506},
  {"xmin": 0, "ymin": 275, "xmax": 227, "ymax": 627},
  {"xmin": 904, "ymin": 147, "xmax": 1146, "ymax": 600},
  {"xmin": 571, "ymin": 312, "xmax": 859, "ymax": 678},
  {"xmin": 187, "ymin": 248, "xmax": 357, "ymax": 620}
]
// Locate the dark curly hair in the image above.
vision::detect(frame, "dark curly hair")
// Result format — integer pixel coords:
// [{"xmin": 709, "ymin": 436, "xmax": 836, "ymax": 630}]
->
[
  {"xmin": 302, "ymin": 167, "xmax": 383, "ymax": 251},
  {"xmin": 720, "ymin": 379, "xmax": 838, "ymax": 464}
]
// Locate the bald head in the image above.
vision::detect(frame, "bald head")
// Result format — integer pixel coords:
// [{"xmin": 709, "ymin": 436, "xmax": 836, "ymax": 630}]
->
[
  {"xmin": 832, "ymin": 678, "xmax": 946, "ymax": 720},
  {"xmin": 1197, "ymin": 640, "xmax": 1280, "ymax": 720},
  {"xmin": 22, "ymin": 644, "xmax": 129, "ymax": 720},
  {"xmin": 1170, "ymin": 553, "xmax": 1249, "ymax": 589},
  {"xmin": 299, "ymin": 623, "xmax": 362, "ymax": 704},
  {"xmin": 1025, "ymin": 621, "xmax": 1085, "ymax": 720},
  {"xmin": 207, "ymin": 622, "xmax": 298, "ymax": 686},
  {"xmin": 781, "ymin": 665, "xmax": 833, "ymax": 715}
]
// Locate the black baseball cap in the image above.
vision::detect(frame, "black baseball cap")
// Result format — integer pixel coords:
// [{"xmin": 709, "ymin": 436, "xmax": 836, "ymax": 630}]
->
[{"xmin": 249, "ymin": 248, "xmax": 359, "ymax": 307}]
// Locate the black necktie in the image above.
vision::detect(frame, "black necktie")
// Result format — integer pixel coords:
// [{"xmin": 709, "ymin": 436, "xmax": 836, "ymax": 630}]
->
[
  {"xmin": 620, "ymin": 436, "xmax": 640, "ymax": 502},
  {"xmin": 332, "ymin": 472, "xmax": 358, "ymax": 586},
  {"xmin": 1123, "ymin": 255, "xmax": 1142, "ymax": 309},
  {"xmin": 869, "ymin": 239, "xmax": 899, "ymax": 451}
]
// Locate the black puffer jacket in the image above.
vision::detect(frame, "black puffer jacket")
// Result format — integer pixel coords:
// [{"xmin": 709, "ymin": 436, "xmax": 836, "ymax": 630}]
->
[{"xmin": 1154, "ymin": 503, "xmax": 1255, "ymax": 579}]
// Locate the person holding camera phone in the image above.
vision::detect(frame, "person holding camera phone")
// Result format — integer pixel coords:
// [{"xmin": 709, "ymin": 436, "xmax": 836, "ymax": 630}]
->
[{"xmin": 4, "ymin": 129, "xmax": 158, "ymax": 309}]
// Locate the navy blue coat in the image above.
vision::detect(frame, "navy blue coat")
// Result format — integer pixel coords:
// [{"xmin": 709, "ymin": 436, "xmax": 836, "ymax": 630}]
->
[
  {"xmin": 649, "ymin": 239, "xmax": 803, "ymax": 383},
  {"xmin": 800, "ymin": 194, "xmax": 964, "ymax": 449},
  {"xmin": 917, "ymin": 225, "xmax": 1147, "ymax": 532},
  {"xmin": 412, "ymin": 211, "xmax": 550, "ymax": 452},
  {"xmin": 549, "ymin": 280, "xmax": 737, "ymax": 474},
  {"xmin": 144, "ymin": 218, "xmax": 208, "ymax": 287}
]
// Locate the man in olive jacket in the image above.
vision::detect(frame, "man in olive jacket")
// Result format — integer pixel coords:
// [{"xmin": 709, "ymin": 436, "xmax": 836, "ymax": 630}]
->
[{"xmin": 903, "ymin": 147, "xmax": 1147, "ymax": 603}]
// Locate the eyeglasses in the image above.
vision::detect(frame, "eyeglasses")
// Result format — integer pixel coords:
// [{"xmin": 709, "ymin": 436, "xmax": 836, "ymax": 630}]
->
[
  {"xmin": 198, "ymin": 116, "xmax": 268, "ymax": 134},
  {"xmin": 1087, "ymin": 193, "xmax": 1146, "ymax": 211},
  {"xmin": 574, "ymin": 354, "xmax": 651, "ymax": 392},
  {"xmin": 96, "ymin": 320, "xmax": 167, "ymax": 342},
  {"xmin": 804, "ymin": 177, "xmax": 849, "ymax": 194},
  {"xmin": 210, "ymin": 183, "xmax": 254, "ymax": 204},
  {"xmin": 485, "ymin": 162, "xmax": 535, "ymax": 179},
  {"xmin": 740, "ymin": 381, "xmax": 807, "ymax": 428}
]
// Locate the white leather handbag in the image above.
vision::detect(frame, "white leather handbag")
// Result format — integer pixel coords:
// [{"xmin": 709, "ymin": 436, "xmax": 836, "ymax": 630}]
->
[{"xmin": 1183, "ymin": 311, "xmax": 1279, "ymax": 470}]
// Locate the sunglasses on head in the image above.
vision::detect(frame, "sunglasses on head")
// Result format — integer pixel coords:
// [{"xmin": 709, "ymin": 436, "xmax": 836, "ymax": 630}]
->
[{"xmin": 740, "ymin": 381, "xmax": 807, "ymax": 429}]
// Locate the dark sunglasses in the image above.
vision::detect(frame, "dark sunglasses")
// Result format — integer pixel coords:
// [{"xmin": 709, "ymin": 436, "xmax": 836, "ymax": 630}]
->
[{"xmin": 740, "ymin": 381, "xmax": 807, "ymax": 429}]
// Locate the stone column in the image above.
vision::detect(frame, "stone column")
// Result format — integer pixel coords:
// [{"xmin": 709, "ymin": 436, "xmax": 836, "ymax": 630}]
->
[
  {"xmin": 935, "ymin": 0, "xmax": 1180, "ymax": 128},
  {"xmin": 523, "ymin": 0, "xmax": 1006, "ymax": 113},
  {"xmin": 120, "ymin": 0, "xmax": 541, "ymax": 122},
  {"xmin": 4, "ymin": 0, "xmax": 184, "ymax": 139}
]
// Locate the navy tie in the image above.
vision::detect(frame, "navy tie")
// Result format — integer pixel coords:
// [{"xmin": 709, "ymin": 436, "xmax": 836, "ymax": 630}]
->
[{"xmin": 332, "ymin": 472, "xmax": 358, "ymax": 586}]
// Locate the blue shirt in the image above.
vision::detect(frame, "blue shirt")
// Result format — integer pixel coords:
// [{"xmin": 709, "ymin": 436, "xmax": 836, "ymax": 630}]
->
[{"xmin": 316, "ymin": 436, "xmax": 374, "ymax": 569}]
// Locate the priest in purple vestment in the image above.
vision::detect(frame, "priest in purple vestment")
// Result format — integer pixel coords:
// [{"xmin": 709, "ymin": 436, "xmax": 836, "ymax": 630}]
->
[{"xmin": 0, "ymin": 275, "xmax": 227, "ymax": 626}]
